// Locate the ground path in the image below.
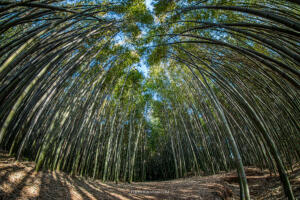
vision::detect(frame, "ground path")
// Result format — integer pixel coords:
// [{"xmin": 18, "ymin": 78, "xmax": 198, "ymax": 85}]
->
[{"xmin": 0, "ymin": 152, "xmax": 299, "ymax": 200}]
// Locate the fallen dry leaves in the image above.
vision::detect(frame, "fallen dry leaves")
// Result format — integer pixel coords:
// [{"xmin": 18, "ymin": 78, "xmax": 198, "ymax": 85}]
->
[{"xmin": 0, "ymin": 152, "xmax": 299, "ymax": 200}]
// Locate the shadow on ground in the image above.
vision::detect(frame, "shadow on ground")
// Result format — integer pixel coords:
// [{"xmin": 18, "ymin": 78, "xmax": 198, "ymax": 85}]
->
[{"xmin": 0, "ymin": 152, "xmax": 299, "ymax": 200}]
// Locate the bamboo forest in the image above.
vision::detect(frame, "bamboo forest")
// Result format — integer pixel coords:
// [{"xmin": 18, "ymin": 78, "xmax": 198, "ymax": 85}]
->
[{"xmin": 0, "ymin": 0, "xmax": 299, "ymax": 199}]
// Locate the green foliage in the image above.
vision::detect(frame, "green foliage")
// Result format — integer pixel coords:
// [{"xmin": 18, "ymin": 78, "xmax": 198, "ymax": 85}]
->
[
  {"xmin": 125, "ymin": 0, "xmax": 154, "ymax": 24},
  {"xmin": 148, "ymin": 45, "xmax": 168, "ymax": 66},
  {"xmin": 153, "ymin": 0, "xmax": 176, "ymax": 17},
  {"xmin": 0, "ymin": 2, "xmax": 299, "ymax": 197}
]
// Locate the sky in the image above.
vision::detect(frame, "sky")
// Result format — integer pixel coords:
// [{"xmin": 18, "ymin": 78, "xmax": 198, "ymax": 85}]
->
[
  {"xmin": 145, "ymin": 0, "xmax": 154, "ymax": 11},
  {"xmin": 135, "ymin": 0, "xmax": 154, "ymax": 78}
]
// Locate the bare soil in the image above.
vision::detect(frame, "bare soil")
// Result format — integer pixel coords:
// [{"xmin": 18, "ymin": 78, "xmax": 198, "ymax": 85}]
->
[{"xmin": 0, "ymin": 152, "xmax": 299, "ymax": 200}]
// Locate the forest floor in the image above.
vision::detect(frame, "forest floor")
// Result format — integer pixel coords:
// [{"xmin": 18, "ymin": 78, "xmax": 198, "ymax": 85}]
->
[{"xmin": 0, "ymin": 152, "xmax": 299, "ymax": 200}]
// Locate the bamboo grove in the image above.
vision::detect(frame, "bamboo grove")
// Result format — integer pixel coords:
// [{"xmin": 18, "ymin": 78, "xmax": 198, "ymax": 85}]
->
[{"xmin": 0, "ymin": 0, "xmax": 299, "ymax": 199}]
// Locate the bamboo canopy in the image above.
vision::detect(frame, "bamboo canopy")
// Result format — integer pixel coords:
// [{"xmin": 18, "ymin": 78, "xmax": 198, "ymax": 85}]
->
[{"xmin": 0, "ymin": 1, "xmax": 299, "ymax": 199}]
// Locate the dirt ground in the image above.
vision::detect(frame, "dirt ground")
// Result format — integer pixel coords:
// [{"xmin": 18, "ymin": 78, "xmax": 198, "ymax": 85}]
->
[{"xmin": 0, "ymin": 152, "xmax": 299, "ymax": 200}]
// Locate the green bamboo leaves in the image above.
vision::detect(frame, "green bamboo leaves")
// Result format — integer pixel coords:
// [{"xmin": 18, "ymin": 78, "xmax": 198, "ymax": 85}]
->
[{"xmin": 0, "ymin": 1, "xmax": 299, "ymax": 200}]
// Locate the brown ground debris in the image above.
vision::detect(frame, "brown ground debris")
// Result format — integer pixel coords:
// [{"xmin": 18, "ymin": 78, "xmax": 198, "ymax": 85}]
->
[{"xmin": 0, "ymin": 152, "xmax": 299, "ymax": 200}]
